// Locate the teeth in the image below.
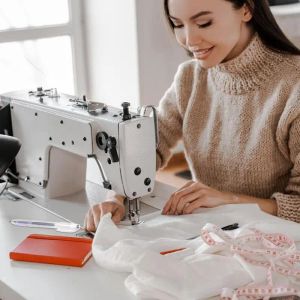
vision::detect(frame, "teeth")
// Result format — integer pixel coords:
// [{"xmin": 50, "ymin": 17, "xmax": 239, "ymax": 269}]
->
[{"xmin": 194, "ymin": 48, "xmax": 210, "ymax": 54}]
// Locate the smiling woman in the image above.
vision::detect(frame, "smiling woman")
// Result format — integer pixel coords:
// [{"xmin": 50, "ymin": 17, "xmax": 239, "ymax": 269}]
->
[
  {"xmin": 164, "ymin": 0, "xmax": 300, "ymax": 68},
  {"xmin": 85, "ymin": 0, "xmax": 300, "ymax": 231},
  {"xmin": 165, "ymin": 0, "xmax": 254, "ymax": 68}
]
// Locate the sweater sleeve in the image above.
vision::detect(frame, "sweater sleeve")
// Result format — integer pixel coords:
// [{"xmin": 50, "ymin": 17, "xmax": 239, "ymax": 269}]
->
[
  {"xmin": 156, "ymin": 81, "xmax": 183, "ymax": 169},
  {"xmin": 272, "ymin": 108, "xmax": 300, "ymax": 223},
  {"xmin": 156, "ymin": 61, "xmax": 195, "ymax": 169}
]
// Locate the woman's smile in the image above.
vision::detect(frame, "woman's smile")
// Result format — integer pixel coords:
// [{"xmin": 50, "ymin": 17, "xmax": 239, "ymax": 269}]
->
[{"xmin": 191, "ymin": 46, "xmax": 215, "ymax": 59}]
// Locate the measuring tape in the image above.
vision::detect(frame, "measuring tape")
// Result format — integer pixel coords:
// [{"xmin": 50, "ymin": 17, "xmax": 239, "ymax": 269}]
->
[{"xmin": 200, "ymin": 224, "xmax": 300, "ymax": 299}]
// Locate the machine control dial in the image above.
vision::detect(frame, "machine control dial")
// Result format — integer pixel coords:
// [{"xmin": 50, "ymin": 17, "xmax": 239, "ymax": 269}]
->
[
  {"xmin": 96, "ymin": 132, "xmax": 119, "ymax": 163},
  {"xmin": 96, "ymin": 131, "xmax": 108, "ymax": 151}
]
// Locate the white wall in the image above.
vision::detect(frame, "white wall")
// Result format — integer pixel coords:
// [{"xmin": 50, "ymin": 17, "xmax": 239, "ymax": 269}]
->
[
  {"xmin": 273, "ymin": 4, "xmax": 300, "ymax": 47},
  {"xmin": 83, "ymin": 0, "xmax": 140, "ymax": 108},
  {"xmin": 135, "ymin": 0, "xmax": 187, "ymax": 106}
]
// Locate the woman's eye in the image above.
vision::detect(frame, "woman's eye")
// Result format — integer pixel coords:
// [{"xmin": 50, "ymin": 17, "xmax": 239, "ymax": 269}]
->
[
  {"xmin": 197, "ymin": 21, "xmax": 212, "ymax": 28},
  {"xmin": 173, "ymin": 23, "xmax": 183, "ymax": 29}
]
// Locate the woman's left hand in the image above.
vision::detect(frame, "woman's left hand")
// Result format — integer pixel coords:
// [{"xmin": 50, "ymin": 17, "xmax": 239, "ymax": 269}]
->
[{"xmin": 162, "ymin": 180, "xmax": 234, "ymax": 215}]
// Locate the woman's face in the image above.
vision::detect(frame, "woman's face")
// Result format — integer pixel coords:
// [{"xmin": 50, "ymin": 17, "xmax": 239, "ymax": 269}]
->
[{"xmin": 168, "ymin": 0, "xmax": 253, "ymax": 68}]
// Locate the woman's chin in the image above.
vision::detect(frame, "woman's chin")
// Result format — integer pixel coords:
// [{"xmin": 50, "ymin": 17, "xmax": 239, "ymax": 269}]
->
[{"xmin": 198, "ymin": 59, "xmax": 219, "ymax": 69}]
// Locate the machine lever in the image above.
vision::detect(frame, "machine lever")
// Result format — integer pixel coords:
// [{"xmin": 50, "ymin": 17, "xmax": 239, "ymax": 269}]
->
[{"xmin": 107, "ymin": 137, "xmax": 119, "ymax": 162}]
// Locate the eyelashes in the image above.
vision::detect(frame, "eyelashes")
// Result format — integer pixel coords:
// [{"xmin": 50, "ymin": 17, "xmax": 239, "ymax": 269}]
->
[
  {"xmin": 173, "ymin": 24, "xmax": 184, "ymax": 29},
  {"xmin": 172, "ymin": 21, "xmax": 213, "ymax": 29},
  {"xmin": 198, "ymin": 21, "xmax": 212, "ymax": 28}
]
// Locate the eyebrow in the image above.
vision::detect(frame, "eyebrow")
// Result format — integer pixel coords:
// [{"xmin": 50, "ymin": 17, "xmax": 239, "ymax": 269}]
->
[{"xmin": 169, "ymin": 11, "xmax": 212, "ymax": 21}]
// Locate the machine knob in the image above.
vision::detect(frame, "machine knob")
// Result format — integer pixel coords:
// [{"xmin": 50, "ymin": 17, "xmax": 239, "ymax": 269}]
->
[
  {"xmin": 96, "ymin": 132, "xmax": 119, "ymax": 162},
  {"xmin": 96, "ymin": 131, "xmax": 108, "ymax": 150},
  {"xmin": 36, "ymin": 87, "xmax": 45, "ymax": 97},
  {"xmin": 107, "ymin": 137, "xmax": 119, "ymax": 162},
  {"xmin": 121, "ymin": 102, "xmax": 131, "ymax": 121}
]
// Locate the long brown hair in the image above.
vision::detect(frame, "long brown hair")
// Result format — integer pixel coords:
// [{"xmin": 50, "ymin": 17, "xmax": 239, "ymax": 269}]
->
[{"xmin": 164, "ymin": 0, "xmax": 300, "ymax": 55}]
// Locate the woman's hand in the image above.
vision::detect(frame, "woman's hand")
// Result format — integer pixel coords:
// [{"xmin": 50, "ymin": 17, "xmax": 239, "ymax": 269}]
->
[
  {"xmin": 84, "ymin": 195, "xmax": 126, "ymax": 232},
  {"xmin": 162, "ymin": 180, "xmax": 278, "ymax": 216},
  {"xmin": 162, "ymin": 180, "xmax": 234, "ymax": 215}
]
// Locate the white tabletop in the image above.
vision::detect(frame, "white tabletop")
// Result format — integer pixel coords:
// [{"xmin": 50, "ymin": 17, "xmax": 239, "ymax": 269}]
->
[{"xmin": 3, "ymin": 180, "xmax": 300, "ymax": 300}]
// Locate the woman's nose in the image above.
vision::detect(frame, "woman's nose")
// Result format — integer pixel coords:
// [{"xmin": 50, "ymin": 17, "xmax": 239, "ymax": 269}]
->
[{"xmin": 185, "ymin": 26, "xmax": 202, "ymax": 48}]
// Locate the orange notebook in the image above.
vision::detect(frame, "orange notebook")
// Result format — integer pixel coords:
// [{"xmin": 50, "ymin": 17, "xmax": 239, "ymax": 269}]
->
[{"xmin": 9, "ymin": 234, "xmax": 93, "ymax": 267}]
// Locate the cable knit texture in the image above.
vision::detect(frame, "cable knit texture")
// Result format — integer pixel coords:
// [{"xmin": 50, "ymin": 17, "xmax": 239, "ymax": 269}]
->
[{"xmin": 157, "ymin": 34, "xmax": 300, "ymax": 223}]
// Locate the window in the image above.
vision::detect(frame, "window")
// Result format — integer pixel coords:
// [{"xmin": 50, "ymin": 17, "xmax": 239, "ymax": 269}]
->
[{"xmin": 0, "ymin": 0, "xmax": 86, "ymax": 95}]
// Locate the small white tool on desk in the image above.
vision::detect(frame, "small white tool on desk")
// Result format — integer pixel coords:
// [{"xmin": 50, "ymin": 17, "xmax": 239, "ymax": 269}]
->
[{"xmin": 10, "ymin": 219, "xmax": 81, "ymax": 233}]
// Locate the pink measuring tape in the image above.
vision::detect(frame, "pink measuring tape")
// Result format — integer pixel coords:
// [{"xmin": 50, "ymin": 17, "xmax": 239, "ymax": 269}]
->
[{"xmin": 200, "ymin": 224, "xmax": 300, "ymax": 299}]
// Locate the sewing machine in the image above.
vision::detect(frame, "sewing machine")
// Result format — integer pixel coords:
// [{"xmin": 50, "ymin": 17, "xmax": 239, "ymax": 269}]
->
[{"xmin": 0, "ymin": 88, "xmax": 157, "ymax": 225}]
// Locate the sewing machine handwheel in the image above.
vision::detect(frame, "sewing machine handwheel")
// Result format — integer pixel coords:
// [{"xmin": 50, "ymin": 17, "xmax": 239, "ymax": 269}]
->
[{"xmin": 96, "ymin": 131, "xmax": 108, "ymax": 151}]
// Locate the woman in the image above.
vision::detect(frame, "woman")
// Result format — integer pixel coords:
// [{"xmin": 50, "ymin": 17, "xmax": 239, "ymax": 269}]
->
[{"xmin": 85, "ymin": 0, "xmax": 300, "ymax": 231}]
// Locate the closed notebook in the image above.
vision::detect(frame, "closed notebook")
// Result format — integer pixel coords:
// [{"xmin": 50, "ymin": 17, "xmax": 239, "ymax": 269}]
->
[{"xmin": 9, "ymin": 234, "xmax": 93, "ymax": 267}]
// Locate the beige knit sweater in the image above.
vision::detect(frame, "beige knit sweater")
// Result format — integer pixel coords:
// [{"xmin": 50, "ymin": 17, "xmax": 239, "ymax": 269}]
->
[{"xmin": 156, "ymin": 35, "xmax": 300, "ymax": 223}]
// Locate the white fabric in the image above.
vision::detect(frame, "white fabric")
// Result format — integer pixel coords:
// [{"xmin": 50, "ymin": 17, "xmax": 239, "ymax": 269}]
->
[{"xmin": 92, "ymin": 204, "xmax": 300, "ymax": 300}]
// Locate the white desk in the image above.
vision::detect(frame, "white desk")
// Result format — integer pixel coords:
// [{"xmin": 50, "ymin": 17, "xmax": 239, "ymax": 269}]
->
[
  {"xmin": 0, "ymin": 181, "xmax": 175, "ymax": 300},
  {"xmin": 3, "ymin": 180, "xmax": 300, "ymax": 300}
]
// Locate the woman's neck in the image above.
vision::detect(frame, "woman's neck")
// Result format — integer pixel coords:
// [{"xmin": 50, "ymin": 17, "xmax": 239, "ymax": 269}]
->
[
  {"xmin": 223, "ymin": 26, "xmax": 255, "ymax": 63},
  {"xmin": 209, "ymin": 34, "xmax": 286, "ymax": 95}
]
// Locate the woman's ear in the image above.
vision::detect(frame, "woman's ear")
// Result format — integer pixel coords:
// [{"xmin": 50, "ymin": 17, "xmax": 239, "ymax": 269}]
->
[{"xmin": 242, "ymin": 3, "xmax": 253, "ymax": 23}]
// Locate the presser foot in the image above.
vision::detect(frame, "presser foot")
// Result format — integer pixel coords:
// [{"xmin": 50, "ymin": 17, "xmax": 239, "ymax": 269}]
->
[
  {"xmin": 127, "ymin": 197, "xmax": 144, "ymax": 225},
  {"xmin": 128, "ymin": 211, "xmax": 143, "ymax": 225}
]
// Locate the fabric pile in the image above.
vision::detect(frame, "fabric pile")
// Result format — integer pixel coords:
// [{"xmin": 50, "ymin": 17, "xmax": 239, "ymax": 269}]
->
[{"xmin": 92, "ymin": 204, "xmax": 300, "ymax": 300}]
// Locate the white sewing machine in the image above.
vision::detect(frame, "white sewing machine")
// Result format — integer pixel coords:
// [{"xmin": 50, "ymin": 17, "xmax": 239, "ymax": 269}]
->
[{"xmin": 0, "ymin": 87, "xmax": 157, "ymax": 225}]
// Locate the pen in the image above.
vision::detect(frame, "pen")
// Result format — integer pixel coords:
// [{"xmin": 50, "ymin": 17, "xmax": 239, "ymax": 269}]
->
[
  {"xmin": 221, "ymin": 222, "xmax": 239, "ymax": 231},
  {"xmin": 186, "ymin": 222, "xmax": 239, "ymax": 240},
  {"xmin": 161, "ymin": 223, "xmax": 240, "ymax": 255},
  {"xmin": 10, "ymin": 219, "xmax": 81, "ymax": 233}
]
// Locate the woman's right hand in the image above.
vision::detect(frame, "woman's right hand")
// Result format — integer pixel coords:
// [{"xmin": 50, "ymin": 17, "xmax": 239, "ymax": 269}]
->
[{"xmin": 84, "ymin": 195, "xmax": 126, "ymax": 232}]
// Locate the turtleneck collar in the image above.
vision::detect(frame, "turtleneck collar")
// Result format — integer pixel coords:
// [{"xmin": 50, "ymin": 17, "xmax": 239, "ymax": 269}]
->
[{"xmin": 208, "ymin": 34, "xmax": 286, "ymax": 95}]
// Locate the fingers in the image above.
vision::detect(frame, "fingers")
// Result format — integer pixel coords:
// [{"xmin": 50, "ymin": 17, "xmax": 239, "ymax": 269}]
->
[
  {"xmin": 162, "ymin": 181, "xmax": 194, "ymax": 214},
  {"xmin": 100, "ymin": 201, "xmax": 115, "ymax": 217},
  {"xmin": 163, "ymin": 181, "xmax": 208, "ymax": 215},
  {"xmin": 176, "ymin": 190, "xmax": 205, "ymax": 214},
  {"xmin": 91, "ymin": 204, "xmax": 102, "ymax": 228},
  {"xmin": 168, "ymin": 183, "xmax": 205, "ymax": 214},
  {"xmin": 182, "ymin": 199, "xmax": 205, "ymax": 214},
  {"xmin": 84, "ymin": 201, "xmax": 126, "ymax": 232},
  {"xmin": 84, "ymin": 206, "xmax": 98, "ymax": 232},
  {"xmin": 111, "ymin": 206, "xmax": 126, "ymax": 224}
]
